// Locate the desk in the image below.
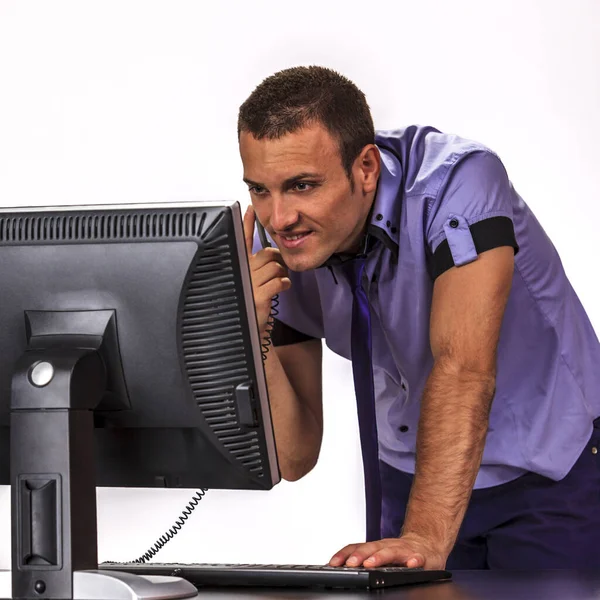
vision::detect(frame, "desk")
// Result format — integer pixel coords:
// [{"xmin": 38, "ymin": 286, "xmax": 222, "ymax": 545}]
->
[{"xmin": 185, "ymin": 571, "xmax": 600, "ymax": 600}]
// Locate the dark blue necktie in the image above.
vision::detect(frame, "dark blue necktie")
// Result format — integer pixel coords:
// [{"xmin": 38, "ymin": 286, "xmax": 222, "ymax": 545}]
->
[{"xmin": 341, "ymin": 255, "xmax": 382, "ymax": 542}]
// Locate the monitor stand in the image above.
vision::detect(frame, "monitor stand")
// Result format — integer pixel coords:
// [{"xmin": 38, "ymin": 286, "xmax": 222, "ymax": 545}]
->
[{"xmin": 0, "ymin": 310, "xmax": 198, "ymax": 600}]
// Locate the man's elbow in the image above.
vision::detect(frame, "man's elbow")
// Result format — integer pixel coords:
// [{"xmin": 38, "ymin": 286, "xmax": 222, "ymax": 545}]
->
[
  {"xmin": 433, "ymin": 357, "xmax": 497, "ymax": 410},
  {"xmin": 435, "ymin": 356, "xmax": 495, "ymax": 387},
  {"xmin": 281, "ymin": 468, "xmax": 308, "ymax": 483},
  {"xmin": 279, "ymin": 454, "xmax": 319, "ymax": 482}
]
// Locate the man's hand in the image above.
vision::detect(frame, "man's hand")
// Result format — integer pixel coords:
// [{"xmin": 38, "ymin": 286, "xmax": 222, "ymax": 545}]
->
[
  {"xmin": 243, "ymin": 205, "xmax": 291, "ymax": 334},
  {"xmin": 329, "ymin": 533, "xmax": 446, "ymax": 570}
]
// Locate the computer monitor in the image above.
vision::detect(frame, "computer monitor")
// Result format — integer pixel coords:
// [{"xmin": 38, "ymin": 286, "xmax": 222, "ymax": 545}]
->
[{"xmin": 0, "ymin": 201, "xmax": 279, "ymax": 600}]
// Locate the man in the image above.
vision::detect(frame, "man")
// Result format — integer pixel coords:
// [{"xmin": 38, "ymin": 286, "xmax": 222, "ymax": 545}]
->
[{"xmin": 238, "ymin": 66, "xmax": 600, "ymax": 570}]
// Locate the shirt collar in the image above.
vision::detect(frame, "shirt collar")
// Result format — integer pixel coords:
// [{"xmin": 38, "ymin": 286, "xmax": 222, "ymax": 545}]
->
[{"xmin": 366, "ymin": 145, "xmax": 402, "ymax": 257}]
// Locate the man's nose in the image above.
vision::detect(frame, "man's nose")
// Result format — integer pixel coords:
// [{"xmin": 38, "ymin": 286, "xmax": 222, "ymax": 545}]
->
[{"xmin": 270, "ymin": 196, "xmax": 299, "ymax": 232}]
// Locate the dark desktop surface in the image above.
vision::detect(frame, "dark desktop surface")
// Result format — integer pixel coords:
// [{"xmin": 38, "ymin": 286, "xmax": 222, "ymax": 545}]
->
[
  {"xmin": 0, "ymin": 569, "xmax": 597, "ymax": 600},
  {"xmin": 169, "ymin": 570, "xmax": 600, "ymax": 600}
]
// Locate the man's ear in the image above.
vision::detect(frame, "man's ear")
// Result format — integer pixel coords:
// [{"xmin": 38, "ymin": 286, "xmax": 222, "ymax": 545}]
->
[{"xmin": 356, "ymin": 145, "xmax": 381, "ymax": 196}]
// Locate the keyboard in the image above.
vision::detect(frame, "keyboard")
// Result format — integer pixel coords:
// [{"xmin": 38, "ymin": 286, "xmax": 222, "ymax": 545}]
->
[{"xmin": 100, "ymin": 562, "xmax": 452, "ymax": 590}]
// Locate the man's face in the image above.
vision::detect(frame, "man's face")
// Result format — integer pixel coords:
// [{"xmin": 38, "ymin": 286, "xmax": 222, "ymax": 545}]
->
[{"xmin": 239, "ymin": 123, "xmax": 378, "ymax": 272}]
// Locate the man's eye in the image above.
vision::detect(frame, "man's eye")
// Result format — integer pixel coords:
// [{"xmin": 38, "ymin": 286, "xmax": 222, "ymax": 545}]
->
[
  {"xmin": 293, "ymin": 182, "xmax": 314, "ymax": 192},
  {"xmin": 249, "ymin": 186, "xmax": 266, "ymax": 195}
]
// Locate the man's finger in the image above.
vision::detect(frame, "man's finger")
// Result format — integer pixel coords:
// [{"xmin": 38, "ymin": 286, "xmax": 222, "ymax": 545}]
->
[
  {"xmin": 243, "ymin": 205, "xmax": 256, "ymax": 255},
  {"xmin": 329, "ymin": 544, "xmax": 361, "ymax": 567},
  {"xmin": 342, "ymin": 543, "xmax": 384, "ymax": 567},
  {"xmin": 364, "ymin": 548, "xmax": 425, "ymax": 568},
  {"xmin": 261, "ymin": 276, "xmax": 291, "ymax": 300},
  {"xmin": 254, "ymin": 260, "xmax": 288, "ymax": 288},
  {"xmin": 252, "ymin": 246, "xmax": 286, "ymax": 270}
]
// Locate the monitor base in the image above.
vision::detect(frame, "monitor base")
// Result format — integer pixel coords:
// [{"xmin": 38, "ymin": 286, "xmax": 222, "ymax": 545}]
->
[{"xmin": 0, "ymin": 569, "xmax": 198, "ymax": 600}]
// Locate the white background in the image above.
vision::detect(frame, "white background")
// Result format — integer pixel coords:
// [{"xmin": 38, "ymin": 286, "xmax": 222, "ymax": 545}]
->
[{"xmin": 0, "ymin": 0, "xmax": 598, "ymax": 568}]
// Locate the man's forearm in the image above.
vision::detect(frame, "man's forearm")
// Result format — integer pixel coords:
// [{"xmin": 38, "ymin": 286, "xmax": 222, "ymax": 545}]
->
[
  {"xmin": 401, "ymin": 359, "xmax": 496, "ymax": 557},
  {"xmin": 263, "ymin": 346, "xmax": 322, "ymax": 481}
]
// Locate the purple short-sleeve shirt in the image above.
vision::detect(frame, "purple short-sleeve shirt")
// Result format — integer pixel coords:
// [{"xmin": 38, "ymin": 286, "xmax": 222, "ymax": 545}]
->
[{"xmin": 255, "ymin": 125, "xmax": 600, "ymax": 489}]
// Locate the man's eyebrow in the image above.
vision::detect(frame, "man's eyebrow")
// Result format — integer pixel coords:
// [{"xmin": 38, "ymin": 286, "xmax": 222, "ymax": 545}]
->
[
  {"xmin": 282, "ymin": 172, "xmax": 322, "ymax": 187},
  {"xmin": 243, "ymin": 177, "xmax": 263, "ymax": 187},
  {"xmin": 243, "ymin": 173, "xmax": 323, "ymax": 189}
]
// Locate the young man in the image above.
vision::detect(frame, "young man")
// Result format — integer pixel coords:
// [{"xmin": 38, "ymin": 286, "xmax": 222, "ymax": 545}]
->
[{"xmin": 238, "ymin": 66, "xmax": 600, "ymax": 570}]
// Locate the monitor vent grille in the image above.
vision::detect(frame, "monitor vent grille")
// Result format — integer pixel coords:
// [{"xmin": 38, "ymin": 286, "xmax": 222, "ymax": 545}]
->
[
  {"xmin": 0, "ymin": 211, "xmax": 205, "ymax": 242},
  {"xmin": 181, "ymin": 235, "xmax": 263, "ymax": 477}
]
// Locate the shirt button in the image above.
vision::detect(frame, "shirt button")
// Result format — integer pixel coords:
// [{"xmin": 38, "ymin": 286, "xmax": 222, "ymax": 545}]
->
[
  {"xmin": 449, "ymin": 218, "xmax": 459, "ymax": 229},
  {"xmin": 592, "ymin": 446, "xmax": 598, "ymax": 455},
  {"xmin": 391, "ymin": 227, "xmax": 398, "ymax": 234},
  {"xmin": 399, "ymin": 425, "xmax": 409, "ymax": 433},
  {"xmin": 376, "ymin": 214, "xmax": 383, "ymax": 221}
]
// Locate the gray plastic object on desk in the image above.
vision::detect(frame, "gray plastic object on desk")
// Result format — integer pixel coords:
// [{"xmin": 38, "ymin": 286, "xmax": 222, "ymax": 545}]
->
[{"xmin": 0, "ymin": 569, "xmax": 198, "ymax": 600}]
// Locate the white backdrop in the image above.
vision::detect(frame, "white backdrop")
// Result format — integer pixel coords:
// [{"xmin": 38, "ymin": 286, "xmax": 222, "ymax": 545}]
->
[{"xmin": 0, "ymin": 0, "xmax": 598, "ymax": 567}]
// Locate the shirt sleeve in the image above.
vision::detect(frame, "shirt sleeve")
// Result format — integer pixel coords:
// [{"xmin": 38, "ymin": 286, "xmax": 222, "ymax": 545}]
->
[
  {"xmin": 426, "ymin": 151, "xmax": 520, "ymax": 279},
  {"xmin": 271, "ymin": 318, "xmax": 317, "ymax": 346}
]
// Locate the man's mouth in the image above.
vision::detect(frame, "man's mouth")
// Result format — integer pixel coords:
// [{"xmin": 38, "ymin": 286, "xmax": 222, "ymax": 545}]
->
[{"xmin": 277, "ymin": 231, "xmax": 313, "ymax": 249}]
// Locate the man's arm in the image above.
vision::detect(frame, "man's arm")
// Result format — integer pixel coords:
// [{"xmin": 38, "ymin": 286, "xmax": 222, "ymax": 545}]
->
[
  {"xmin": 400, "ymin": 245, "xmax": 514, "ymax": 564},
  {"xmin": 264, "ymin": 339, "xmax": 323, "ymax": 481},
  {"xmin": 243, "ymin": 205, "xmax": 324, "ymax": 482},
  {"xmin": 330, "ymin": 245, "xmax": 514, "ymax": 568}
]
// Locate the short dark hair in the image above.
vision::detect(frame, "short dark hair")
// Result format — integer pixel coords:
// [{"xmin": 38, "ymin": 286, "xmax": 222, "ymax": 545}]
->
[{"xmin": 238, "ymin": 66, "xmax": 375, "ymax": 179}]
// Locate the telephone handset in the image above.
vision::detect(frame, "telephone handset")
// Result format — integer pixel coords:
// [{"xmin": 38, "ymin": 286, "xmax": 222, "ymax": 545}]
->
[{"xmin": 256, "ymin": 219, "xmax": 271, "ymax": 249}]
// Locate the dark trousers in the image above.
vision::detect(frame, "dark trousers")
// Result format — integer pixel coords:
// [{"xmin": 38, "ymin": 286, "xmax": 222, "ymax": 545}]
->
[{"xmin": 380, "ymin": 420, "xmax": 600, "ymax": 569}]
